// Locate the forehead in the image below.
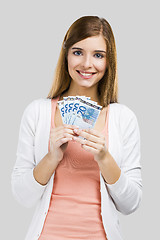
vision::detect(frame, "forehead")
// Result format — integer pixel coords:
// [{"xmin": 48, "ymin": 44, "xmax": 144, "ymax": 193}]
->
[{"xmin": 71, "ymin": 35, "xmax": 106, "ymax": 51}]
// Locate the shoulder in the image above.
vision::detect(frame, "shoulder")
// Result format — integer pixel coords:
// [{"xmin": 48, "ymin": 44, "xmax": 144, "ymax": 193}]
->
[
  {"xmin": 21, "ymin": 98, "xmax": 51, "ymax": 124},
  {"xmin": 23, "ymin": 98, "xmax": 51, "ymax": 112},
  {"xmin": 109, "ymin": 103, "xmax": 139, "ymax": 134},
  {"xmin": 109, "ymin": 103, "xmax": 138, "ymax": 122}
]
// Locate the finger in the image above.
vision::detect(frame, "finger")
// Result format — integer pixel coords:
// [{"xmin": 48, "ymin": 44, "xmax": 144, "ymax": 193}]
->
[
  {"xmin": 55, "ymin": 132, "xmax": 73, "ymax": 142},
  {"xmin": 73, "ymin": 129, "xmax": 105, "ymax": 145},
  {"xmin": 73, "ymin": 136, "xmax": 105, "ymax": 151},
  {"xmin": 63, "ymin": 124, "xmax": 80, "ymax": 130},
  {"xmin": 50, "ymin": 128, "xmax": 73, "ymax": 142},
  {"xmin": 50, "ymin": 125, "xmax": 77, "ymax": 135},
  {"xmin": 50, "ymin": 125, "xmax": 64, "ymax": 133},
  {"xmin": 84, "ymin": 128, "xmax": 103, "ymax": 138},
  {"xmin": 55, "ymin": 137, "xmax": 72, "ymax": 148},
  {"xmin": 50, "ymin": 127, "xmax": 76, "ymax": 139},
  {"xmin": 81, "ymin": 144, "xmax": 99, "ymax": 155}
]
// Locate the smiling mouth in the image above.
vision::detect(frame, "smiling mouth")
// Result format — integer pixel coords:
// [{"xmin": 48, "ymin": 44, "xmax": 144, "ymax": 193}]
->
[{"xmin": 76, "ymin": 70, "xmax": 96, "ymax": 77}]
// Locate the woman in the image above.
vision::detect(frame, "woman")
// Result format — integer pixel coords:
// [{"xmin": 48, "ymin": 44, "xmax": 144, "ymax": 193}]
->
[{"xmin": 11, "ymin": 16, "xmax": 142, "ymax": 240}]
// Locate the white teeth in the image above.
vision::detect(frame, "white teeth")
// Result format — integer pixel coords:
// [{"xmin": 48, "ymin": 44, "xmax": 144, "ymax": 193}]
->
[{"xmin": 79, "ymin": 72, "xmax": 93, "ymax": 76}]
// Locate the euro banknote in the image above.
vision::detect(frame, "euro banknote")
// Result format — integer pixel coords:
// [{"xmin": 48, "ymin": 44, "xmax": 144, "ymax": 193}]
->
[{"xmin": 58, "ymin": 96, "xmax": 102, "ymax": 129}]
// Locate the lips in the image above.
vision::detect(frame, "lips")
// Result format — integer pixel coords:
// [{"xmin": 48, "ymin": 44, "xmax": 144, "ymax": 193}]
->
[{"xmin": 76, "ymin": 70, "xmax": 96, "ymax": 77}]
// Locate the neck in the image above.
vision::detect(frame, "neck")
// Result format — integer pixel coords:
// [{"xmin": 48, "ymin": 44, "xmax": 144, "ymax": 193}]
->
[{"xmin": 62, "ymin": 82, "xmax": 101, "ymax": 105}]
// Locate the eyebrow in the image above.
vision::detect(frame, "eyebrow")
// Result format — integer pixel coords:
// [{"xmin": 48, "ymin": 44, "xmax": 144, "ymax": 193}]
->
[{"xmin": 71, "ymin": 47, "xmax": 106, "ymax": 54}]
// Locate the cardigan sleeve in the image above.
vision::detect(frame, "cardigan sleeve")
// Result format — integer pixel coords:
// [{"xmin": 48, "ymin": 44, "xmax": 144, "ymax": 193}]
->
[
  {"xmin": 11, "ymin": 100, "xmax": 48, "ymax": 208},
  {"xmin": 106, "ymin": 105, "xmax": 142, "ymax": 215}
]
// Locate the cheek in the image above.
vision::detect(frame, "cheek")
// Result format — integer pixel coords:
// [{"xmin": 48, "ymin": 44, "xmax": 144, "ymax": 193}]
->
[
  {"xmin": 96, "ymin": 61, "xmax": 107, "ymax": 73},
  {"xmin": 68, "ymin": 55, "xmax": 79, "ymax": 71},
  {"xmin": 67, "ymin": 55, "xmax": 73, "ymax": 70}
]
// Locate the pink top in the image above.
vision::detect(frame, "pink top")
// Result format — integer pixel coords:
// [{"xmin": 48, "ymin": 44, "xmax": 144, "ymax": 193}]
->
[{"xmin": 39, "ymin": 97, "xmax": 109, "ymax": 240}]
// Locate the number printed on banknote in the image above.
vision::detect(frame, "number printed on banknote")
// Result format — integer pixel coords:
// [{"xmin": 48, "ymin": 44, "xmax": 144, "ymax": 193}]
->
[{"xmin": 58, "ymin": 96, "xmax": 102, "ymax": 129}]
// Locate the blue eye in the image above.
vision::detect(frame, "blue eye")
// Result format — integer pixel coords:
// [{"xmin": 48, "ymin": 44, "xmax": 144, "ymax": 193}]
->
[
  {"xmin": 95, "ymin": 53, "xmax": 104, "ymax": 59},
  {"xmin": 73, "ymin": 51, "xmax": 82, "ymax": 56}
]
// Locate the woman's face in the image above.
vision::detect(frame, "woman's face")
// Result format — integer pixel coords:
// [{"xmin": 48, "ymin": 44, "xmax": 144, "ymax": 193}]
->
[{"xmin": 67, "ymin": 35, "xmax": 107, "ymax": 89}]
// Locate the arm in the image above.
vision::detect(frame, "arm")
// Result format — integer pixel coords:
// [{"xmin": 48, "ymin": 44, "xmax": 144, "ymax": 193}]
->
[
  {"xmin": 33, "ymin": 124, "xmax": 77, "ymax": 185},
  {"xmin": 73, "ymin": 105, "xmax": 142, "ymax": 215},
  {"xmin": 11, "ymin": 100, "xmax": 77, "ymax": 207},
  {"xmin": 11, "ymin": 100, "xmax": 47, "ymax": 208},
  {"xmin": 105, "ymin": 106, "xmax": 142, "ymax": 215}
]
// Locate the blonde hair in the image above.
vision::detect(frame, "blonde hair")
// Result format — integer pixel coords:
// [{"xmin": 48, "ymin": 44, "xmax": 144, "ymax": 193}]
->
[{"xmin": 47, "ymin": 16, "xmax": 118, "ymax": 107}]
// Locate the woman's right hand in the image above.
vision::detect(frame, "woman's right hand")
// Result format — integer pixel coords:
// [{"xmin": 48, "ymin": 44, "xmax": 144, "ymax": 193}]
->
[
  {"xmin": 33, "ymin": 124, "xmax": 79, "ymax": 186},
  {"xmin": 49, "ymin": 124, "xmax": 78, "ymax": 164}
]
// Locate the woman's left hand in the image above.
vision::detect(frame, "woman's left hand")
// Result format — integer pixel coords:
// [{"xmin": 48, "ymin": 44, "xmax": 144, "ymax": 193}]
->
[{"xmin": 73, "ymin": 128, "xmax": 108, "ymax": 162}]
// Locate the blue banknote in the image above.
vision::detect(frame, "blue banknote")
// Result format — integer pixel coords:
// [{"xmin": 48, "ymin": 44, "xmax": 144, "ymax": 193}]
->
[
  {"xmin": 58, "ymin": 96, "xmax": 102, "ymax": 129},
  {"xmin": 57, "ymin": 100, "xmax": 65, "ymax": 123}
]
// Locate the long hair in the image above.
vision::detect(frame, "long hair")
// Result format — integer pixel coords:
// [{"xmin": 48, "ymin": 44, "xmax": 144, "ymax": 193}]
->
[{"xmin": 47, "ymin": 16, "xmax": 118, "ymax": 107}]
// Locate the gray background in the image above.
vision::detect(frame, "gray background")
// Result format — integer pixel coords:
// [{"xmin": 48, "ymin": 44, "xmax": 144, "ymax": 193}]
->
[{"xmin": 1, "ymin": 0, "xmax": 159, "ymax": 239}]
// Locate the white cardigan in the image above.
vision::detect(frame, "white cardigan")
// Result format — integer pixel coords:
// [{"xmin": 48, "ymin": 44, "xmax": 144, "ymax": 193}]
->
[{"xmin": 11, "ymin": 98, "xmax": 142, "ymax": 240}]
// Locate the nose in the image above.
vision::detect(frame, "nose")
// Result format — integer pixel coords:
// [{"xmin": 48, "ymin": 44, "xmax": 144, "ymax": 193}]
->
[{"xmin": 82, "ymin": 54, "xmax": 93, "ymax": 69}]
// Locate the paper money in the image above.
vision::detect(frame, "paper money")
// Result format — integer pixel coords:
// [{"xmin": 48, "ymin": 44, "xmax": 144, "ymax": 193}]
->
[
  {"xmin": 58, "ymin": 96, "xmax": 102, "ymax": 129},
  {"xmin": 57, "ymin": 100, "xmax": 65, "ymax": 123}
]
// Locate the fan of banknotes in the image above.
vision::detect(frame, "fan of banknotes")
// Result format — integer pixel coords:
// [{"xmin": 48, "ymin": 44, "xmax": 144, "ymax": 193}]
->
[{"xmin": 58, "ymin": 96, "xmax": 102, "ymax": 129}]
